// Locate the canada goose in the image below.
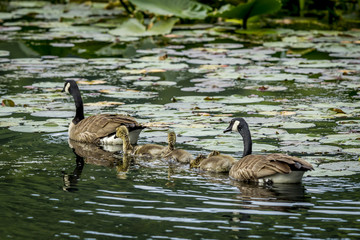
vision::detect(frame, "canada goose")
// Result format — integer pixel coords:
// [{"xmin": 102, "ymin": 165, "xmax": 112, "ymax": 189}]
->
[
  {"xmin": 162, "ymin": 131, "xmax": 194, "ymax": 163},
  {"xmin": 190, "ymin": 151, "xmax": 236, "ymax": 172},
  {"xmin": 224, "ymin": 117, "xmax": 314, "ymax": 184},
  {"xmin": 116, "ymin": 126, "xmax": 165, "ymax": 157},
  {"xmin": 62, "ymin": 80, "xmax": 144, "ymax": 145}
]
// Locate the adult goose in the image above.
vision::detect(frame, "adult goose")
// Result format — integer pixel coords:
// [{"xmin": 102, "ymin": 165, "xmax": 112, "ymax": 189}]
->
[
  {"xmin": 62, "ymin": 80, "xmax": 144, "ymax": 145},
  {"xmin": 224, "ymin": 118, "xmax": 313, "ymax": 184},
  {"xmin": 190, "ymin": 151, "xmax": 236, "ymax": 173},
  {"xmin": 116, "ymin": 126, "xmax": 165, "ymax": 157},
  {"xmin": 162, "ymin": 131, "xmax": 194, "ymax": 163}
]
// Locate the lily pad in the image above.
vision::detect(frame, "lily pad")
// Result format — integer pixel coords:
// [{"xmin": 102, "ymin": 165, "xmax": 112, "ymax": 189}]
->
[
  {"xmin": 320, "ymin": 133, "xmax": 360, "ymax": 146},
  {"xmin": 319, "ymin": 161, "xmax": 360, "ymax": 172},
  {"xmin": 9, "ymin": 121, "xmax": 68, "ymax": 133},
  {"xmin": 244, "ymin": 73, "xmax": 308, "ymax": 82},
  {"xmin": 104, "ymin": 89, "xmax": 158, "ymax": 99},
  {"xmin": 279, "ymin": 122, "xmax": 316, "ymax": 129},
  {"xmin": 129, "ymin": 0, "xmax": 211, "ymax": 19},
  {"xmin": 0, "ymin": 50, "xmax": 10, "ymax": 57},
  {"xmin": 31, "ymin": 110, "xmax": 75, "ymax": 118},
  {"xmin": 280, "ymin": 143, "xmax": 342, "ymax": 155},
  {"xmin": 110, "ymin": 18, "xmax": 179, "ymax": 37}
]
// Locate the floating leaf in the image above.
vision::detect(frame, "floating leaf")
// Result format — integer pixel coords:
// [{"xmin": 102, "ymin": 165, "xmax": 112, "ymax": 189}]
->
[
  {"xmin": 31, "ymin": 111, "xmax": 75, "ymax": 118},
  {"xmin": 110, "ymin": 18, "xmax": 179, "ymax": 37},
  {"xmin": 0, "ymin": 50, "xmax": 10, "ymax": 57},
  {"xmin": 129, "ymin": 0, "xmax": 211, "ymax": 19},
  {"xmin": 319, "ymin": 161, "xmax": 360, "ymax": 172},
  {"xmin": 320, "ymin": 133, "xmax": 360, "ymax": 146},
  {"xmin": 218, "ymin": 0, "xmax": 281, "ymax": 29},
  {"xmin": 281, "ymin": 143, "xmax": 342, "ymax": 155},
  {"xmin": 2, "ymin": 99, "xmax": 15, "ymax": 107}
]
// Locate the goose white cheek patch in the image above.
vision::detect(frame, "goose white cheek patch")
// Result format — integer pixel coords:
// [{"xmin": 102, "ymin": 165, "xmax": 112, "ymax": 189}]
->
[
  {"xmin": 232, "ymin": 120, "xmax": 240, "ymax": 132},
  {"xmin": 64, "ymin": 83, "xmax": 70, "ymax": 93}
]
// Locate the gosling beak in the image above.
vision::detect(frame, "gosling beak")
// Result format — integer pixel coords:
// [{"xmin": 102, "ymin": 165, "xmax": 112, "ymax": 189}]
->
[{"xmin": 223, "ymin": 124, "xmax": 232, "ymax": 133}]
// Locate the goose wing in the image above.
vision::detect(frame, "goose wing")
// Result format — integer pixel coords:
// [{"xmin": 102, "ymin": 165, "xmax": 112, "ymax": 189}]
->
[
  {"xmin": 70, "ymin": 114, "xmax": 142, "ymax": 144},
  {"xmin": 229, "ymin": 153, "xmax": 313, "ymax": 181}
]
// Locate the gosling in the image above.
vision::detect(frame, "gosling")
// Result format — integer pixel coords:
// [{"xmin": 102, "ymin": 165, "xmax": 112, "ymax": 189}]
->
[
  {"xmin": 162, "ymin": 131, "xmax": 194, "ymax": 163},
  {"xmin": 190, "ymin": 151, "xmax": 236, "ymax": 173},
  {"xmin": 116, "ymin": 126, "xmax": 165, "ymax": 158}
]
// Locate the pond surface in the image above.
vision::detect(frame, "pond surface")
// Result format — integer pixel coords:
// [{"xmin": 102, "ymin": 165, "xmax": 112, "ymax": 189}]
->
[{"xmin": 1, "ymin": 2, "xmax": 360, "ymax": 239}]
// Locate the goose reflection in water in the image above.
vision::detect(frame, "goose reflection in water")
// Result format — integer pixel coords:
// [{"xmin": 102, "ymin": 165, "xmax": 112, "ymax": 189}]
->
[
  {"xmin": 62, "ymin": 140, "xmax": 131, "ymax": 191},
  {"xmin": 221, "ymin": 181, "xmax": 311, "ymax": 225},
  {"xmin": 62, "ymin": 150, "xmax": 84, "ymax": 192}
]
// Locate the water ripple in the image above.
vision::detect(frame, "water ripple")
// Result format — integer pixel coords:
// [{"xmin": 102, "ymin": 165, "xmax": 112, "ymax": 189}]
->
[
  {"xmin": 96, "ymin": 211, "xmax": 228, "ymax": 224},
  {"xmin": 83, "ymin": 230, "xmax": 136, "ymax": 239}
]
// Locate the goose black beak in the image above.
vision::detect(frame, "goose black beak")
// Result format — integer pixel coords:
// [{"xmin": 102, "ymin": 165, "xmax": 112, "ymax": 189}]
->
[{"xmin": 223, "ymin": 125, "xmax": 232, "ymax": 133}]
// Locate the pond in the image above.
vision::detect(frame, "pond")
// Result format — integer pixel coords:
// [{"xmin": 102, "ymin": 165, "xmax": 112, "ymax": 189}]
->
[{"xmin": 1, "ymin": 2, "xmax": 360, "ymax": 239}]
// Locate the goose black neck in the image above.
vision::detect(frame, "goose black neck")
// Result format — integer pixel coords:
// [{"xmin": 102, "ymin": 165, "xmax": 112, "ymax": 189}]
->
[
  {"xmin": 71, "ymin": 87, "xmax": 84, "ymax": 124},
  {"xmin": 238, "ymin": 123, "xmax": 252, "ymax": 157}
]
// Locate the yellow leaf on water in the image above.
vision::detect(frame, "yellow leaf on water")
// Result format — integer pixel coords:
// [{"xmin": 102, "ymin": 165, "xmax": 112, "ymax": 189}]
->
[
  {"xmin": 142, "ymin": 122, "xmax": 172, "ymax": 128},
  {"xmin": 99, "ymin": 90, "xmax": 110, "ymax": 93},
  {"xmin": 329, "ymin": 108, "xmax": 346, "ymax": 114},
  {"xmin": 84, "ymin": 101, "xmax": 124, "ymax": 107},
  {"xmin": 158, "ymin": 54, "xmax": 168, "ymax": 60},
  {"xmin": 144, "ymin": 69, "xmax": 166, "ymax": 73},
  {"xmin": 77, "ymin": 80, "xmax": 107, "ymax": 85},
  {"xmin": 280, "ymin": 111, "xmax": 297, "ymax": 116}
]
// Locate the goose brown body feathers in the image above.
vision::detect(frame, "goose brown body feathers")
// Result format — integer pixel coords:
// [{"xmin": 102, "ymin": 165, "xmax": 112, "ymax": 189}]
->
[
  {"xmin": 224, "ymin": 118, "xmax": 314, "ymax": 183},
  {"xmin": 69, "ymin": 114, "xmax": 142, "ymax": 145},
  {"xmin": 63, "ymin": 80, "xmax": 144, "ymax": 145},
  {"xmin": 229, "ymin": 153, "xmax": 313, "ymax": 183}
]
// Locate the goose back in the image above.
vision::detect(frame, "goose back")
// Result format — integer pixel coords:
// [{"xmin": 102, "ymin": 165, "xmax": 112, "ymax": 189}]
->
[
  {"xmin": 229, "ymin": 153, "xmax": 313, "ymax": 183},
  {"xmin": 69, "ymin": 114, "xmax": 142, "ymax": 145}
]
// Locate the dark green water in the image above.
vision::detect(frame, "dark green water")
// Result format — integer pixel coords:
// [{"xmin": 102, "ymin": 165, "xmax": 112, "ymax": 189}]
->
[{"xmin": 1, "ymin": 5, "xmax": 360, "ymax": 238}]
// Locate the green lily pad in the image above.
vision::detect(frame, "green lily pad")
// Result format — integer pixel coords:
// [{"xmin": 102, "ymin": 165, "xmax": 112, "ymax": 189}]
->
[
  {"xmin": 104, "ymin": 90, "xmax": 158, "ymax": 99},
  {"xmin": 280, "ymin": 144, "xmax": 342, "ymax": 155},
  {"xmin": 110, "ymin": 18, "xmax": 179, "ymax": 37},
  {"xmin": 244, "ymin": 73, "xmax": 308, "ymax": 82},
  {"xmin": 0, "ymin": 50, "xmax": 10, "ymax": 57},
  {"xmin": 244, "ymin": 85, "xmax": 288, "ymax": 91},
  {"xmin": 0, "ymin": 117, "xmax": 26, "ymax": 127},
  {"xmin": 129, "ymin": 0, "xmax": 211, "ymax": 19},
  {"xmin": 319, "ymin": 161, "xmax": 360, "ymax": 172},
  {"xmin": 342, "ymin": 148, "xmax": 360, "ymax": 155},
  {"xmin": 9, "ymin": 121, "xmax": 68, "ymax": 133},
  {"xmin": 279, "ymin": 122, "xmax": 316, "ymax": 129},
  {"xmin": 31, "ymin": 110, "xmax": 74, "ymax": 118},
  {"xmin": 134, "ymin": 81, "xmax": 176, "ymax": 87},
  {"xmin": 320, "ymin": 133, "xmax": 360, "ymax": 146}
]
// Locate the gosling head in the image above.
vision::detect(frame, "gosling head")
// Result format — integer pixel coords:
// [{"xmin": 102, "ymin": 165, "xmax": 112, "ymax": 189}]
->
[
  {"xmin": 207, "ymin": 150, "xmax": 220, "ymax": 158},
  {"xmin": 190, "ymin": 154, "xmax": 206, "ymax": 169},
  {"xmin": 223, "ymin": 117, "xmax": 248, "ymax": 133},
  {"xmin": 62, "ymin": 80, "xmax": 77, "ymax": 94},
  {"xmin": 167, "ymin": 131, "xmax": 176, "ymax": 146},
  {"xmin": 116, "ymin": 125, "xmax": 130, "ymax": 139}
]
